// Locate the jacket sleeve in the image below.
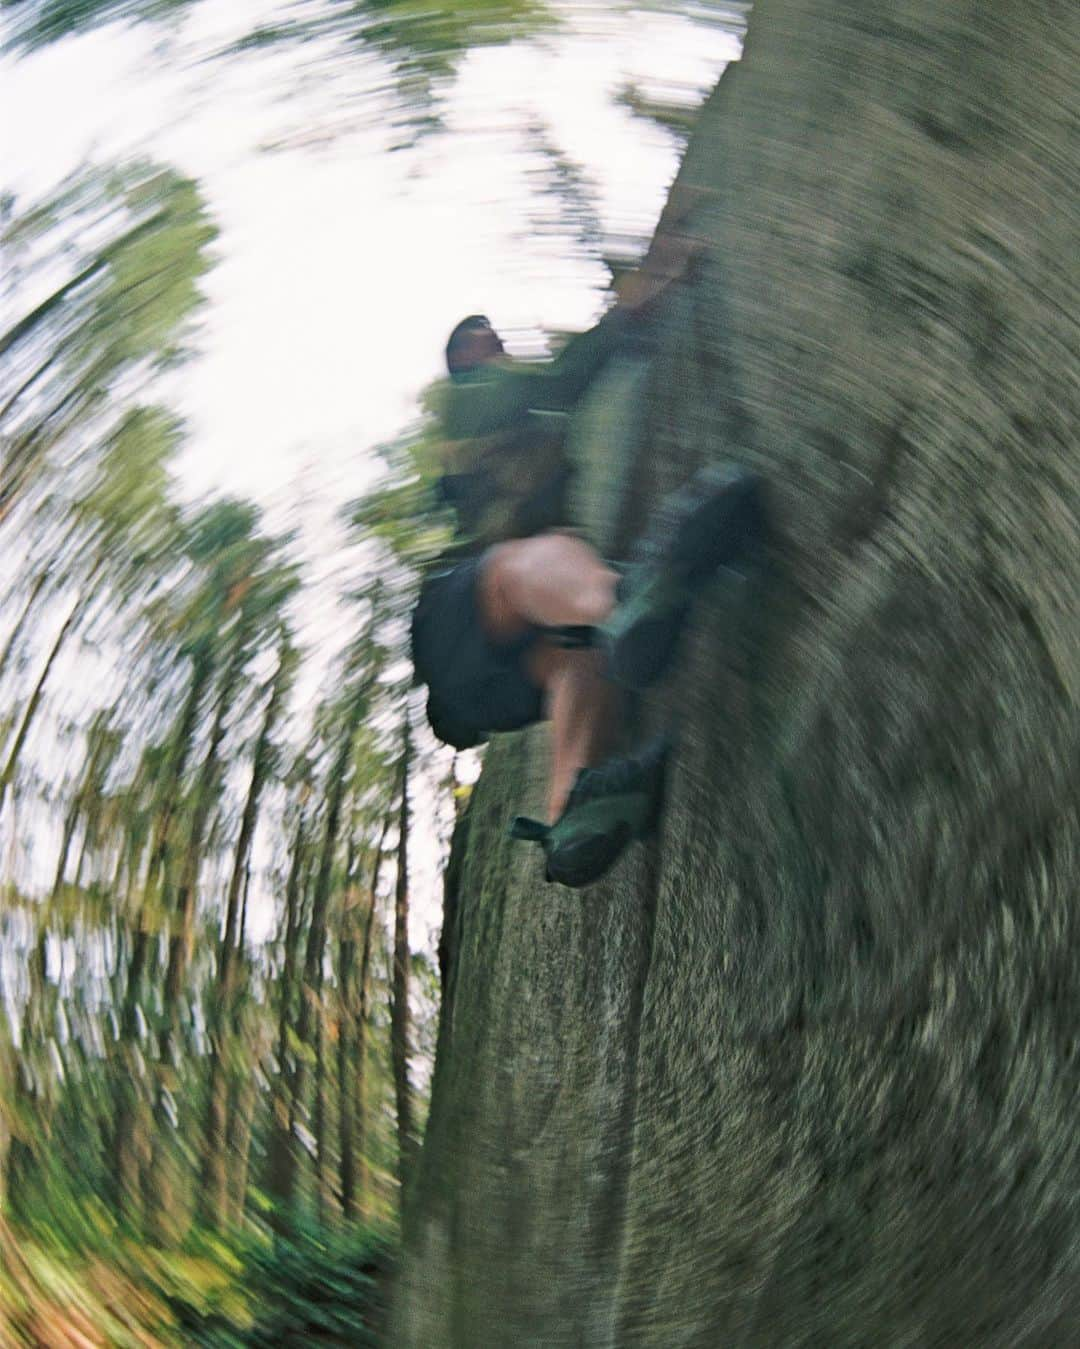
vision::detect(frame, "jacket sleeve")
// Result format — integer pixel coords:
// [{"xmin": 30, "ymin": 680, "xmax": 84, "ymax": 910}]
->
[{"xmin": 446, "ymin": 308, "xmax": 628, "ymax": 437}]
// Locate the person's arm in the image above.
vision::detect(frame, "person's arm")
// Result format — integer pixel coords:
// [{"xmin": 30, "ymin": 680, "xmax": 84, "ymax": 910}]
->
[
  {"xmin": 446, "ymin": 308, "xmax": 629, "ymax": 437},
  {"xmin": 532, "ymin": 306, "xmax": 630, "ymax": 407},
  {"xmin": 615, "ymin": 176, "xmax": 708, "ymax": 313}
]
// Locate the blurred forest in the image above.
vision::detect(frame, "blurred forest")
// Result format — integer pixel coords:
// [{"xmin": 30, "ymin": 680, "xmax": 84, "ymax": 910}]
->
[
  {"xmin": 0, "ymin": 0, "xmax": 742, "ymax": 1342},
  {"xmin": 0, "ymin": 153, "xmax": 445, "ymax": 1345}
]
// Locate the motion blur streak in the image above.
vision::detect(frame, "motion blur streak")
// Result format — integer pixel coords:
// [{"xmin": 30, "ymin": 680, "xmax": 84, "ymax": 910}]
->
[{"xmin": 0, "ymin": 0, "xmax": 737, "ymax": 1342}]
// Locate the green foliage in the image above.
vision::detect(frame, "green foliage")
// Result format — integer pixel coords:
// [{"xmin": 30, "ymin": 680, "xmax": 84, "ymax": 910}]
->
[
  {"xmin": 613, "ymin": 82, "xmax": 700, "ymax": 141},
  {"xmin": 154, "ymin": 496, "xmax": 300, "ymax": 666},
  {"xmin": 0, "ymin": 1219, "xmax": 395, "ymax": 1348},
  {"xmin": 0, "ymin": 160, "xmax": 216, "ymax": 512},
  {"xmin": 172, "ymin": 1226, "xmax": 395, "ymax": 1347},
  {"xmin": 2, "ymin": 0, "xmax": 196, "ymax": 52},
  {"xmin": 4, "ymin": 0, "xmax": 556, "ymax": 147},
  {"xmin": 347, "ymin": 382, "xmax": 456, "ymax": 571},
  {"xmin": 522, "ymin": 119, "xmax": 604, "ymax": 255},
  {"xmin": 72, "ymin": 404, "xmax": 182, "ymax": 582},
  {"xmin": 5, "ymin": 0, "xmax": 553, "ymax": 61},
  {"xmin": 349, "ymin": 0, "xmax": 556, "ymax": 82}
]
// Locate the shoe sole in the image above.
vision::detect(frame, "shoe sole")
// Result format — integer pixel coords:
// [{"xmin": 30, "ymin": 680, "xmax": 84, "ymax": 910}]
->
[
  {"xmin": 544, "ymin": 742, "xmax": 669, "ymax": 887},
  {"xmin": 546, "ymin": 821, "xmax": 633, "ymax": 888}
]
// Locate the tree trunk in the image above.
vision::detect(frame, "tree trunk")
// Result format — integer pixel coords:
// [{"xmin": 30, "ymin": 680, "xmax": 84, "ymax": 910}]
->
[
  {"xmin": 354, "ymin": 851, "xmax": 382, "ymax": 1223},
  {"xmin": 338, "ymin": 1010, "xmax": 358, "ymax": 1222},
  {"xmin": 162, "ymin": 632, "xmax": 248, "ymax": 1058},
  {"xmin": 390, "ymin": 717, "xmax": 416, "ymax": 1191},
  {"xmin": 112, "ymin": 922, "xmax": 152, "ymax": 1232},
  {"xmin": 149, "ymin": 641, "xmax": 236, "ymax": 1244},
  {"xmin": 137, "ymin": 645, "xmax": 215, "ymax": 933},
  {"xmin": 313, "ymin": 987, "xmax": 332, "ymax": 1227},
  {"xmin": 340, "ymin": 818, "xmax": 391, "ymax": 1223},
  {"xmin": 265, "ymin": 814, "xmax": 311, "ymax": 1225},
  {"xmin": 0, "ymin": 567, "xmax": 50, "ymax": 683},
  {"xmin": 201, "ymin": 641, "xmax": 293, "ymax": 1228},
  {"xmin": 0, "ymin": 206, "xmax": 174, "ymax": 360},
  {"xmin": 280, "ymin": 682, "xmax": 366, "ymax": 1223},
  {"xmin": 0, "ymin": 590, "xmax": 83, "ymax": 808},
  {"xmin": 50, "ymin": 799, "xmax": 81, "ymax": 900},
  {"xmin": 396, "ymin": 2, "xmax": 1080, "ymax": 1343},
  {"xmin": 51, "ymin": 709, "xmax": 119, "ymax": 899},
  {"xmin": 226, "ymin": 1045, "xmax": 257, "ymax": 1230},
  {"xmin": 226, "ymin": 864, "xmax": 257, "ymax": 1230},
  {"xmin": 336, "ymin": 844, "xmax": 359, "ymax": 1225}
]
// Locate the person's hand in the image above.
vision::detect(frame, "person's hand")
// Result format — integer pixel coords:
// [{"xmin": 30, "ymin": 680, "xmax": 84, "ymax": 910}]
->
[
  {"xmin": 615, "ymin": 267, "xmax": 664, "ymax": 312},
  {"xmin": 615, "ymin": 227, "xmax": 704, "ymax": 315}
]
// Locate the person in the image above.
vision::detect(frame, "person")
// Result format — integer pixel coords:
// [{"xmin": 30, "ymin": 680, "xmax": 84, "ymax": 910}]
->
[{"xmin": 412, "ymin": 279, "xmax": 765, "ymax": 888}]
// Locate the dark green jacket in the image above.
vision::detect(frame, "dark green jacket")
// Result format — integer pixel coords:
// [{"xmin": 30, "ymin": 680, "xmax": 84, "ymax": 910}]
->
[{"xmin": 437, "ymin": 308, "xmax": 628, "ymax": 549}]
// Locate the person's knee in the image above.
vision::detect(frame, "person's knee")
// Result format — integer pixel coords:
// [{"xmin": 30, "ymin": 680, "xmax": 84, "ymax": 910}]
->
[
  {"xmin": 478, "ymin": 541, "xmax": 530, "ymax": 639},
  {"xmin": 481, "ymin": 532, "xmax": 615, "ymax": 635},
  {"xmin": 481, "ymin": 535, "xmax": 564, "ymax": 609}
]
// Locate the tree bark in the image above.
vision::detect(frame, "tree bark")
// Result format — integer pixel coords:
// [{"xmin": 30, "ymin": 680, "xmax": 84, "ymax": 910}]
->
[
  {"xmin": 396, "ymin": 2, "xmax": 1080, "ymax": 1343},
  {"xmin": 275, "ymin": 678, "xmax": 367, "ymax": 1223},
  {"xmin": 265, "ymin": 813, "xmax": 311, "ymax": 1225},
  {"xmin": 0, "ymin": 590, "xmax": 84, "ymax": 808},
  {"xmin": 390, "ymin": 716, "xmax": 416, "ymax": 1191},
  {"xmin": 201, "ymin": 640, "xmax": 292, "ymax": 1228},
  {"xmin": 226, "ymin": 1044, "xmax": 257, "ymax": 1231},
  {"xmin": 50, "ymin": 709, "xmax": 118, "ymax": 899},
  {"xmin": 162, "ymin": 629, "xmax": 249, "ymax": 1058},
  {"xmin": 0, "ymin": 568, "xmax": 50, "ymax": 684},
  {"xmin": 339, "ymin": 817, "xmax": 391, "ymax": 1222},
  {"xmin": 314, "ymin": 983, "xmax": 332, "ymax": 1227},
  {"xmin": 140, "ymin": 645, "xmax": 215, "ymax": 911},
  {"xmin": 0, "ymin": 207, "xmax": 174, "ymax": 360},
  {"xmin": 150, "ymin": 640, "xmax": 238, "ymax": 1243},
  {"xmin": 336, "ymin": 840, "xmax": 360, "ymax": 1225}
]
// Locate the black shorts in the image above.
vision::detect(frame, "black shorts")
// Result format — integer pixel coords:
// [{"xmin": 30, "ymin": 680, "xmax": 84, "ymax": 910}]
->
[{"xmin": 411, "ymin": 557, "xmax": 544, "ymax": 750}]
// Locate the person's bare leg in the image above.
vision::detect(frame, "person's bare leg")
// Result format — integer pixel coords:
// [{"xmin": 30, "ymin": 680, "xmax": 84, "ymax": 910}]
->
[
  {"xmin": 527, "ymin": 644, "xmax": 621, "ymax": 821},
  {"xmin": 479, "ymin": 533, "xmax": 619, "ymax": 641},
  {"xmin": 475, "ymin": 535, "xmax": 623, "ymax": 822}
]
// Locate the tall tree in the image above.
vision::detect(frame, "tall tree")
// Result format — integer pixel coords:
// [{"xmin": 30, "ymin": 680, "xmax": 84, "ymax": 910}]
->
[
  {"xmin": 339, "ymin": 813, "xmax": 392, "ymax": 1223},
  {"xmin": 111, "ymin": 638, "xmax": 215, "ymax": 1232},
  {"xmin": 394, "ymin": 0, "xmax": 1080, "ymax": 1342},
  {"xmin": 50, "ymin": 707, "xmax": 124, "ymax": 899},
  {"xmin": 276, "ymin": 671, "xmax": 370, "ymax": 1221},
  {"xmin": 1, "ymin": 163, "xmax": 214, "ymax": 514},
  {"xmin": 265, "ymin": 807, "xmax": 313, "ymax": 1224},
  {"xmin": 390, "ymin": 711, "xmax": 416, "ymax": 1189},
  {"xmin": 153, "ymin": 499, "xmax": 295, "ymax": 1030},
  {"xmin": 201, "ymin": 633, "xmax": 297, "ymax": 1227},
  {"xmin": 0, "ymin": 405, "xmax": 183, "ymax": 809},
  {"xmin": 0, "ymin": 568, "xmax": 50, "ymax": 684},
  {"xmin": 147, "ymin": 500, "xmax": 297, "ymax": 1238}
]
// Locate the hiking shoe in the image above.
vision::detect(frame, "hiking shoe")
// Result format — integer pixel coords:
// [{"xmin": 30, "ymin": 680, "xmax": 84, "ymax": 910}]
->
[
  {"xmin": 601, "ymin": 462, "xmax": 765, "ymax": 690},
  {"xmin": 509, "ymin": 736, "xmax": 669, "ymax": 888}
]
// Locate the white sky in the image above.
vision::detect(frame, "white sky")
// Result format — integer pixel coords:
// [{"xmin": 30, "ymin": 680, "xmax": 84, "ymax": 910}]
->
[{"xmin": 0, "ymin": 1, "xmax": 738, "ymax": 951}]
